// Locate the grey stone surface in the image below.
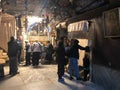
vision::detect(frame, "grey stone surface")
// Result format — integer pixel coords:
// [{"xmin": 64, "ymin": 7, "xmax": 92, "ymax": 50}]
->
[{"xmin": 0, "ymin": 64, "xmax": 104, "ymax": 90}]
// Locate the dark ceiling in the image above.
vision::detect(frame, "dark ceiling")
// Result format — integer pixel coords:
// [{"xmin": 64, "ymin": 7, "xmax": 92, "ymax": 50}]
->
[{"xmin": 1, "ymin": 0, "xmax": 118, "ymax": 25}]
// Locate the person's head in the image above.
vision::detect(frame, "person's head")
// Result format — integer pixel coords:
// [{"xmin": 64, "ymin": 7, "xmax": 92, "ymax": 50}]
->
[
  {"xmin": 10, "ymin": 36, "xmax": 15, "ymax": 42},
  {"xmin": 35, "ymin": 40, "xmax": 38, "ymax": 42},
  {"xmin": 47, "ymin": 41, "xmax": 50, "ymax": 43},
  {"xmin": 72, "ymin": 39, "xmax": 79, "ymax": 45},
  {"xmin": 25, "ymin": 40, "xmax": 29, "ymax": 43},
  {"xmin": 69, "ymin": 39, "xmax": 74, "ymax": 46},
  {"xmin": 74, "ymin": 39, "xmax": 79, "ymax": 44},
  {"xmin": 58, "ymin": 40, "xmax": 63, "ymax": 47}
]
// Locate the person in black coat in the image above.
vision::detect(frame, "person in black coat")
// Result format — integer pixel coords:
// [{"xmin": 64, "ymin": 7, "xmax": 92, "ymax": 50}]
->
[
  {"xmin": 83, "ymin": 46, "xmax": 90, "ymax": 81},
  {"xmin": 25, "ymin": 41, "xmax": 31, "ymax": 66},
  {"xmin": 56, "ymin": 40, "xmax": 66, "ymax": 82},
  {"xmin": 16, "ymin": 38, "xmax": 22, "ymax": 64},
  {"xmin": 8, "ymin": 36, "xmax": 19, "ymax": 75},
  {"xmin": 69, "ymin": 39, "xmax": 86, "ymax": 80},
  {"xmin": 45, "ymin": 41, "xmax": 54, "ymax": 64}
]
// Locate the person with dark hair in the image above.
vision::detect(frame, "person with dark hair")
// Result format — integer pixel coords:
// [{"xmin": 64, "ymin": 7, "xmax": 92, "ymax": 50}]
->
[
  {"xmin": 16, "ymin": 38, "xmax": 22, "ymax": 64},
  {"xmin": 31, "ymin": 40, "xmax": 42, "ymax": 66},
  {"xmin": 45, "ymin": 41, "xmax": 54, "ymax": 64},
  {"xmin": 56, "ymin": 40, "xmax": 66, "ymax": 82},
  {"xmin": 69, "ymin": 39, "xmax": 86, "ymax": 80},
  {"xmin": 8, "ymin": 36, "xmax": 19, "ymax": 75},
  {"xmin": 25, "ymin": 41, "xmax": 31, "ymax": 66},
  {"xmin": 83, "ymin": 46, "xmax": 90, "ymax": 81}
]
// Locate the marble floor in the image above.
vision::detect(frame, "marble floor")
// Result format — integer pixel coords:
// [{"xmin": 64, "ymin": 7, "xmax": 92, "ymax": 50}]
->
[{"xmin": 0, "ymin": 64, "xmax": 104, "ymax": 90}]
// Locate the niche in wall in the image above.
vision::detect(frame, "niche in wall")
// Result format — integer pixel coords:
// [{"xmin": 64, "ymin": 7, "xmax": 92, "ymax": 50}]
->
[{"xmin": 103, "ymin": 7, "xmax": 120, "ymax": 37}]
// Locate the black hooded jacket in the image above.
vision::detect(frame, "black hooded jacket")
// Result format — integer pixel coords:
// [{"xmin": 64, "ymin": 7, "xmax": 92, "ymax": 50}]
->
[
  {"xmin": 8, "ymin": 37, "xmax": 19, "ymax": 57},
  {"xmin": 69, "ymin": 39, "xmax": 86, "ymax": 59}
]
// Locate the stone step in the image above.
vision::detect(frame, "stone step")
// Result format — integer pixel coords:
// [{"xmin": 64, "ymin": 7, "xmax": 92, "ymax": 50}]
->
[
  {"xmin": 0, "ymin": 59, "xmax": 6, "ymax": 64},
  {"xmin": 0, "ymin": 50, "xmax": 3, "ymax": 53},
  {"xmin": 2, "ymin": 53, "xmax": 7, "ymax": 56},
  {"xmin": 0, "ymin": 55, "xmax": 8, "ymax": 59},
  {"xmin": 0, "ymin": 49, "xmax": 8, "ymax": 63},
  {"xmin": 0, "ymin": 52, "xmax": 7, "ymax": 56},
  {"xmin": 0, "ymin": 52, "xmax": 3, "ymax": 54}
]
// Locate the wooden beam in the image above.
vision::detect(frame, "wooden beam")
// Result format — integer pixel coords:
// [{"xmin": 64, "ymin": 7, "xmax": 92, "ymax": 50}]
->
[{"xmin": 66, "ymin": 2, "xmax": 120, "ymax": 24}]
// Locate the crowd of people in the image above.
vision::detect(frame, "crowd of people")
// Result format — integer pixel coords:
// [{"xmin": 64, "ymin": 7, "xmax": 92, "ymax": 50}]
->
[
  {"xmin": 25, "ymin": 40, "xmax": 54, "ymax": 66},
  {"xmin": 7, "ymin": 36, "xmax": 90, "ymax": 82},
  {"xmin": 7, "ymin": 36, "xmax": 20, "ymax": 75},
  {"xmin": 55, "ymin": 37, "xmax": 90, "ymax": 82}
]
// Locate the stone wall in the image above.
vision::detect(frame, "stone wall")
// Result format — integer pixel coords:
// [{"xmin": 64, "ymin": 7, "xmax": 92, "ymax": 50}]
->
[
  {"xmin": 0, "ymin": 13, "xmax": 16, "ymax": 52},
  {"xmin": 91, "ymin": 9, "xmax": 120, "ymax": 90}
]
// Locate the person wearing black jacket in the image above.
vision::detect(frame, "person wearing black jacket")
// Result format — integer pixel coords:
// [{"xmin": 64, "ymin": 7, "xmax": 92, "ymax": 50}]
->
[
  {"xmin": 56, "ymin": 40, "xmax": 66, "ymax": 82},
  {"xmin": 45, "ymin": 41, "xmax": 54, "ymax": 64},
  {"xmin": 25, "ymin": 41, "xmax": 31, "ymax": 66},
  {"xmin": 83, "ymin": 46, "xmax": 90, "ymax": 81},
  {"xmin": 8, "ymin": 36, "xmax": 19, "ymax": 75},
  {"xmin": 69, "ymin": 39, "xmax": 86, "ymax": 80}
]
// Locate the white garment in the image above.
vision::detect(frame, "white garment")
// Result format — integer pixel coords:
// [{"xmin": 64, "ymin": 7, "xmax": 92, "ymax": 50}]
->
[{"xmin": 32, "ymin": 42, "xmax": 42, "ymax": 52}]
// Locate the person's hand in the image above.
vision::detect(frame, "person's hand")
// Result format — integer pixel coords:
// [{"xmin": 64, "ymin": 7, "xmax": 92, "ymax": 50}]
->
[{"xmin": 85, "ymin": 46, "xmax": 90, "ymax": 52}]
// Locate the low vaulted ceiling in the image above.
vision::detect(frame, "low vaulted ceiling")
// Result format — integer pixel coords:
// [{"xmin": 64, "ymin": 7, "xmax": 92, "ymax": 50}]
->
[{"xmin": 1, "ymin": 0, "xmax": 112, "ymax": 25}]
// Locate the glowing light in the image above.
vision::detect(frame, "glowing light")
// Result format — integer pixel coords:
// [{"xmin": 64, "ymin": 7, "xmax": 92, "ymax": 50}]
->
[
  {"xmin": 27, "ymin": 16, "xmax": 43, "ymax": 31},
  {"xmin": 27, "ymin": 16, "xmax": 43, "ymax": 26},
  {"xmin": 23, "ymin": 34, "xmax": 27, "ymax": 40}
]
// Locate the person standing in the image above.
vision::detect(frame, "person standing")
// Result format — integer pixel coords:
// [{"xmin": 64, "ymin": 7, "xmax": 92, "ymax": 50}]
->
[
  {"xmin": 31, "ymin": 40, "xmax": 42, "ymax": 66},
  {"xmin": 45, "ymin": 41, "xmax": 54, "ymax": 64},
  {"xmin": 56, "ymin": 40, "xmax": 66, "ymax": 82},
  {"xmin": 69, "ymin": 39, "xmax": 86, "ymax": 80},
  {"xmin": 8, "ymin": 36, "xmax": 19, "ymax": 75},
  {"xmin": 16, "ymin": 38, "xmax": 22, "ymax": 64},
  {"xmin": 25, "ymin": 41, "xmax": 31, "ymax": 66},
  {"xmin": 83, "ymin": 46, "xmax": 90, "ymax": 81}
]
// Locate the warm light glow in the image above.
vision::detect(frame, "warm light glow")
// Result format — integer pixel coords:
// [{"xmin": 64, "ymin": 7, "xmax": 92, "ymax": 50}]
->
[
  {"xmin": 68, "ymin": 20, "xmax": 89, "ymax": 32},
  {"xmin": 8, "ymin": 23, "xmax": 11, "ymax": 27},
  {"xmin": 27, "ymin": 16, "xmax": 43, "ymax": 26},
  {"xmin": 23, "ymin": 34, "xmax": 27, "ymax": 40},
  {"xmin": 27, "ymin": 16, "xmax": 43, "ymax": 31}
]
